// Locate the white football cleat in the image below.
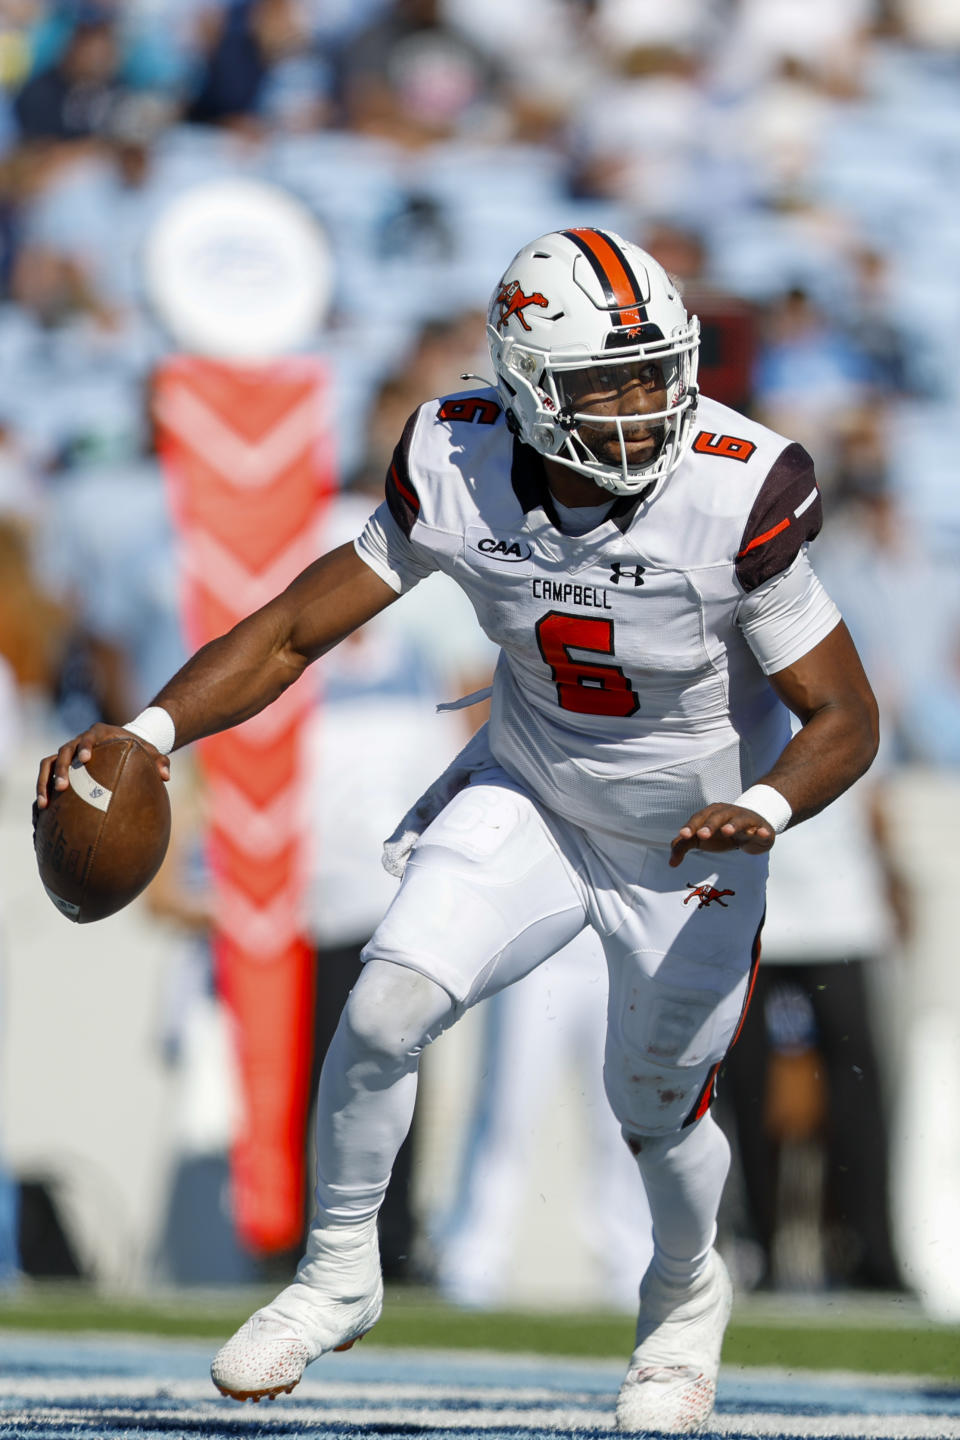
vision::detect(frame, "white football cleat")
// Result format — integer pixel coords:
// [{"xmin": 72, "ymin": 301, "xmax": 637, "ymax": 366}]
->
[
  {"xmin": 211, "ymin": 1218, "xmax": 383, "ymax": 1402},
  {"xmin": 616, "ymin": 1248, "xmax": 732, "ymax": 1434}
]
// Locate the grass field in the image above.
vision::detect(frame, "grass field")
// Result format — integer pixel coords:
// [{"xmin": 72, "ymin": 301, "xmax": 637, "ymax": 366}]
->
[{"xmin": 2, "ymin": 1281, "xmax": 958, "ymax": 1382}]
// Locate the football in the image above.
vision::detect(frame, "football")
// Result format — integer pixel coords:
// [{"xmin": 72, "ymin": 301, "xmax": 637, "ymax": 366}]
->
[{"xmin": 34, "ymin": 736, "xmax": 172, "ymax": 923}]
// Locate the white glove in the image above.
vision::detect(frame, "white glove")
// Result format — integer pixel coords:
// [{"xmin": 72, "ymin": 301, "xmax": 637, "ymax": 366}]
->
[{"xmin": 382, "ymin": 723, "xmax": 493, "ymax": 879}]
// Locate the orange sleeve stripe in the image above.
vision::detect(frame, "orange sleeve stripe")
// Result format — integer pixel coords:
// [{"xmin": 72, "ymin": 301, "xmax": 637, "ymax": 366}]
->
[
  {"xmin": 738, "ymin": 516, "xmax": 790, "ymax": 556},
  {"xmin": 390, "ymin": 462, "xmax": 419, "ymax": 512}
]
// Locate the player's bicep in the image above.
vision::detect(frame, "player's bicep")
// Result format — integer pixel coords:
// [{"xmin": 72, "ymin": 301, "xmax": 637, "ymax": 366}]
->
[
  {"xmin": 767, "ymin": 621, "xmax": 878, "ymax": 733},
  {"xmin": 281, "ymin": 543, "xmax": 400, "ymax": 664}
]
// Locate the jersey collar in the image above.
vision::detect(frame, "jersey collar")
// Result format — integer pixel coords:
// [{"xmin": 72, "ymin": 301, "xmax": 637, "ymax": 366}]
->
[{"xmin": 510, "ymin": 438, "xmax": 652, "ymax": 535}]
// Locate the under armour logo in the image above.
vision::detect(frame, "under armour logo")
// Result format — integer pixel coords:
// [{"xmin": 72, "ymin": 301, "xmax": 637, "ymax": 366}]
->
[
  {"xmin": 684, "ymin": 884, "xmax": 736, "ymax": 909},
  {"xmin": 610, "ymin": 562, "xmax": 645, "ymax": 586}
]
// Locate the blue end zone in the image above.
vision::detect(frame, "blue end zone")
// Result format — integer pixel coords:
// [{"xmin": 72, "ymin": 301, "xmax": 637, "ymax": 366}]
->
[{"xmin": 1, "ymin": 1333, "xmax": 959, "ymax": 1438}]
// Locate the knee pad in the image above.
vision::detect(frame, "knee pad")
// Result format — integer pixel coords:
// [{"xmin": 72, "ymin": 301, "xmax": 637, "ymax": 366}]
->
[{"xmin": 343, "ymin": 961, "xmax": 454, "ymax": 1066}]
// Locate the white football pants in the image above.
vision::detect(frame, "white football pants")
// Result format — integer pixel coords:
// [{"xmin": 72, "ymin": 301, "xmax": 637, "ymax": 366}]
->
[
  {"xmin": 432, "ymin": 928, "xmax": 654, "ymax": 1310},
  {"xmin": 312, "ymin": 770, "xmax": 765, "ymax": 1278}
]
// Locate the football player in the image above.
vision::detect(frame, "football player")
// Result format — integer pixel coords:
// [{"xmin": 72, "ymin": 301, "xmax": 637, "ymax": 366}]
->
[{"xmin": 37, "ymin": 228, "xmax": 878, "ymax": 1433}]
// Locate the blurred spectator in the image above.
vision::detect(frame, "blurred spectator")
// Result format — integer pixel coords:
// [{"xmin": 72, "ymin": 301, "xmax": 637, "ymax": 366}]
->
[
  {"xmin": 374, "ymin": 188, "xmax": 455, "ymax": 267},
  {"xmin": 395, "ymin": 307, "xmax": 487, "ymax": 398},
  {"xmin": 116, "ymin": 0, "xmax": 221, "ymax": 95},
  {"xmin": 151, "ymin": 758, "xmax": 258, "ymax": 1285},
  {"xmin": 724, "ymin": 58, "xmax": 841, "ymax": 202},
  {"xmin": 0, "ymin": 152, "xmax": 19, "ymax": 292},
  {"xmin": 639, "ymin": 218, "xmax": 710, "ymax": 288},
  {"xmin": 717, "ymin": 0, "xmax": 878, "ymax": 91},
  {"xmin": 642, "ymin": 220, "xmax": 759, "ymax": 413},
  {"xmin": 187, "ymin": 0, "xmax": 331, "ymax": 135},
  {"xmin": 300, "ymin": 0, "xmax": 393, "ymax": 52},
  {"xmin": 0, "ymin": 648, "xmax": 20, "ymax": 1288},
  {"xmin": 443, "ymin": 0, "xmax": 600, "ymax": 145},
  {"xmin": 0, "ymin": 514, "xmax": 65, "ymax": 693},
  {"xmin": 592, "ymin": 0, "xmax": 713, "ymax": 53},
  {"xmin": 36, "ymin": 419, "xmax": 187, "ymax": 728},
  {"xmin": 10, "ymin": 236, "xmax": 115, "ymax": 330},
  {"xmin": 12, "ymin": 6, "xmax": 126, "ymax": 144},
  {"xmin": 721, "ymin": 767, "xmax": 906, "ymax": 1292},
  {"xmin": 837, "ymin": 245, "xmax": 913, "ymax": 396},
  {"xmin": 339, "ymin": 0, "xmax": 509, "ymax": 147},
  {"xmin": 752, "ymin": 284, "xmax": 875, "ymax": 468},
  {"xmin": 566, "ymin": 39, "xmax": 707, "ymax": 210},
  {"xmin": 16, "ymin": 90, "xmax": 176, "ymax": 315},
  {"xmin": 0, "ymin": 412, "xmax": 41, "ymax": 518},
  {"xmin": 6, "ymin": 89, "xmax": 176, "ymax": 356},
  {"xmin": 816, "ymin": 423, "xmax": 960, "ymax": 764},
  {"xmin": 893, "ymin": 0, "xmax": 960, "ymax": 47},
  {"xmin": 0, "ymin": 3, "xmax": 37, "ymax": 97},
  {"xmin": 346, "ymin": 310, "xmax": 488, "ymax": 490},
  {"xmin": 0, "ymin": 513, "xmax": 57, "ymax": 1290}
]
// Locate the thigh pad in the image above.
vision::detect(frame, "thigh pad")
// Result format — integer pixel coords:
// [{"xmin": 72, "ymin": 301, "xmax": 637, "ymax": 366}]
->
[{"xmin": 363, "ymin": 780, "xmax": 585, "ymax": 1005}]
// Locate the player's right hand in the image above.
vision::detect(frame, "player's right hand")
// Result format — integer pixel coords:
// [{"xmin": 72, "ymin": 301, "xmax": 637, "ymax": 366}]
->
[
  {"xmin": 669, "ymin": 803, "xmax": 776, "ymax": 868},
  {"xmin": 36, "ymin": 723, "xmax": 171, "ymax": 810}
]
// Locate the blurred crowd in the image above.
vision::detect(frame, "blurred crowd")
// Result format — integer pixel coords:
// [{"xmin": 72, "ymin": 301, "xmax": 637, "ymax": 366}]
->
[
  {"xmin": 0, "ymin": 0, "xmax": 956, "ymax": 722},
  {"xmin": 2, "ymin": 0, "xmax": 960, "ymax": 1305}
]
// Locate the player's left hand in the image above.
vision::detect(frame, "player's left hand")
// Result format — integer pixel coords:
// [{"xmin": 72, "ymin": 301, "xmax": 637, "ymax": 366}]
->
[{"xmin": 669, "ymin": 804, "xmax": 776, "ymax": 868}]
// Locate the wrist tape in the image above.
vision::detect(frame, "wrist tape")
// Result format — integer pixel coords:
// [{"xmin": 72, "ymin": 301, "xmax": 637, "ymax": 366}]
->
[
  {"xmin": 123, "ymin": 706, "xmax": 176, "ymax": 755},
  {"xmin": 734, "ymin": 783, "xmax": 792, "ymax": 834}
]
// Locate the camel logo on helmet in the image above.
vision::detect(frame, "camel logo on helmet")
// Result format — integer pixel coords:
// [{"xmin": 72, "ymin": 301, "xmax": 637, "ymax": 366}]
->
[{"xmin": 494, "ymin": 279, "xmax": 549, "ymax": 333}]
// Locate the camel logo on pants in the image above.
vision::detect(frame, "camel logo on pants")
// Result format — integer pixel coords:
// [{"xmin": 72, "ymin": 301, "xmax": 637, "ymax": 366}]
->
[{"xmin": 684, "ymin": 883, "xmax": 735, "ymax": 909}]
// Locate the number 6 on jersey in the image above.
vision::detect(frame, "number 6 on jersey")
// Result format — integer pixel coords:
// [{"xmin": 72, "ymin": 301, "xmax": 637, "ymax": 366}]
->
[{"xmin": 535, "ymin": 611, "xmax": 639, "ymax": 717}]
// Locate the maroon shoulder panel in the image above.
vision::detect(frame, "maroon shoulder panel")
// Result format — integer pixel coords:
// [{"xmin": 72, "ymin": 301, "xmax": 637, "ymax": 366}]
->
[
  {"xmin": 735, "ymin": 441, "xmax": 822, "ymax": 592},
  {"xmin": 384, "ymin": 408, "xmax": 422, "ymax": 539}
]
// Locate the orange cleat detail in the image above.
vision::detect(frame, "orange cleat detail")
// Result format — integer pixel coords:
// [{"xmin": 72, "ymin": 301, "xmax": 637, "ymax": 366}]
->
[
  {"xmin": 214, "ymin": 1381, "xmax": 299, "ymax": 1404},
  {"xmin": 333, "ymin": 1328, "xmax": 369, "ymax": 1353}
]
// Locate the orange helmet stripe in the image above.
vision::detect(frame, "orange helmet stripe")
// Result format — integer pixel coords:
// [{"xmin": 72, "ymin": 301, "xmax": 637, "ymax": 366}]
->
[{"xmin": 563, "ymin": 228, "xmax": 645, "ymax": 328}]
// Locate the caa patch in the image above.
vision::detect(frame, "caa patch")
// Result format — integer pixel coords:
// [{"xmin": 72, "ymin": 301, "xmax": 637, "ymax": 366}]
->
[{"xmin": 466, "ymin": 527, "xmax": 533, "ymax": 565}]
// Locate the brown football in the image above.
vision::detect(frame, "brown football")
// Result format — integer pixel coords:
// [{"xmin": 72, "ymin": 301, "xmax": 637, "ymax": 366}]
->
[{"xmin": 34, "ymin": 736, "xmax": 171, "ymax": 923}]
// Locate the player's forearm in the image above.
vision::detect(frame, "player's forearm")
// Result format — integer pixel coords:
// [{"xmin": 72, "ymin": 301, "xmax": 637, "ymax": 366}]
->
[
  {"xmin": 757, "ymin": 619, "xmax": 879, "ymax": 827},
  {"xmin": 151, "ymin": 612, "xmax": 307, "ymax": 749},
  {"xmin": 759, "ymin": 694, "xmax": 879, "ymax": 827},
  {"xmin": 146, "ymin": 545, "xmax": 400, "ymax": 750},
  {"xmin": 669, "ymin": 624, "xmax": 879, "ymax": 864}
]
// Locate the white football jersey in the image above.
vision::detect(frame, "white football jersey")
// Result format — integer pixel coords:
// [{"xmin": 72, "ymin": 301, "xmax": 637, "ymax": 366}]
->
[{"xmin": 356, "ymin": 388, "xmax": 839, "ymax": 845}]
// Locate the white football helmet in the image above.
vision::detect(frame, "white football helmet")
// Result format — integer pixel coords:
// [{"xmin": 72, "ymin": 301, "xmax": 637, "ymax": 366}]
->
[{"xmin": 486, "ymin": 228, "xmax": 700, "ymax": 496}]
